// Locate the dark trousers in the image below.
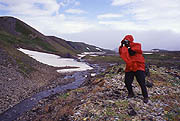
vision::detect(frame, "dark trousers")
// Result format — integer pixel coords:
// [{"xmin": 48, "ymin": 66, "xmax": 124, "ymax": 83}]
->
[{"xmin": 125, "ymin": 70, "xmax": 148, "ymax": 98}]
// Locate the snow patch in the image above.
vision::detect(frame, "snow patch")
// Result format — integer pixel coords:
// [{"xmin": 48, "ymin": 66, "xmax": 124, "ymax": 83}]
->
[
  {"xmin": 91, "ymin": 73, "xmax": 96, "ymax": 77},
  {"xmin": 77, "ymin": 54, "xmax": 86, "ymax": 59},
  {"xmin": 83, "ymin": 52, "xmax": 105, "ymax": 55},
  {"xmin": 78, "ymin": 51, "xmax": 105, "ymax": 58},
  {"xmin": 96, "ymin": 48, "xmax": 102, "ymax": 51},
  {"xmin": 86, "ymin": 47, "xmax": 90, "ymax": 50},
  {"xmin": 90, "ymin": 55, "xmax": 98, "ymax": 57},
  {"xmin": 143, "ymin": 52, "xmax": 153, "ymax": 55},
  {"xmin": 18, "ymin": 48, "xmax": 93, "ymax": 73}
]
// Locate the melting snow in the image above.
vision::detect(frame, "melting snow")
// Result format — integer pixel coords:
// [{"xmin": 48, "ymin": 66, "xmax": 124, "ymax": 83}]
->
[
  {"xmin": 78, "ymin": 51, "xmax": 106, "ymax": 59},
  {"xmin": 143, "ymin": 52, "xmax": 153, "ymax": 55},
  {"xmin": 86, "ymin": 47, "xmax": 90, "ymax": 50},
  {"xmin": 96, "ymin": 48, "xmax": 102, "ymax": 51},
  {"xmin": 90, "ymin": 55, "xmax": 98, "ymax": 57},
  {"xmin": 83, "ymin": 52, "xmax": 105, "ymax": 55},
  {"xmin": 91, "ymin": 73, "xmax": 96, "ymax": 77},
  {"xmin": 18, "ymin": 48, "xmax": 93, "ymax": 73},
  {"xmin": 77, "ymin": 54, "xmax": 86, "ymax": 59}
]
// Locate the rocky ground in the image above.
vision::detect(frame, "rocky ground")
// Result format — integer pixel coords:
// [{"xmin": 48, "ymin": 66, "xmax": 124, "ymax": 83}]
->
[
  {"xmin": 17, "ymin": 64, "xmax": 180, "ymax": 121},
  {"xmin": 0, "ymin": 47, "xmax": 75, "ymax": 114}
]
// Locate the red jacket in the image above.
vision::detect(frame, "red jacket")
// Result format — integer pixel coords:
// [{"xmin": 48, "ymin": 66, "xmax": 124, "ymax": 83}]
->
[{"xmin": 119, "ymin": 35, "xmax": 145, "ymax": 72}]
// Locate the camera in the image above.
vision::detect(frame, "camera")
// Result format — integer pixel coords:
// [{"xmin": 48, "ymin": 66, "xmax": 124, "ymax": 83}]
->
[{"xmin": 122, "ymin": 39, "xmax": 129, "ymax": 46}]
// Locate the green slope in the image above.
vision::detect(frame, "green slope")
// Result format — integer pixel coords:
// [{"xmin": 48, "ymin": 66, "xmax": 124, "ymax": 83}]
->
[
  {"xmin": 0, "ymin": 16, "xmax": 114, "ymax": 58},
  {"xmin": 0, "ymin": 37, "xmax": 35, "ymax": 76}
]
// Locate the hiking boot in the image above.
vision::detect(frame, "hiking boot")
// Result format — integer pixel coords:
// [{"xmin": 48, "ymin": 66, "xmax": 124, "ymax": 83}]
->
[
  {"xmin": 127, "ymin": 94, "xmax": 135, "ymax": 98},
  {"xmin": 143, "ymin": 97, "xmax": 149, "ymax": 103}
]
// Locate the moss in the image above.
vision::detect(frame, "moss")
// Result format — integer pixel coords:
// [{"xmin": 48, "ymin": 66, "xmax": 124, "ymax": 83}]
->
[
  {"xmin": 0, "ymin": 31, "xmax": 57, "ymax": 53},
  {"xmin": 0, "ymin": 39, "xmax": 36, "ymax": 76},
  {"xmin": 0, "ymin": 31, "xmax": 21, "ymax": 44},
  {"xmin": 103, "ymin": 100, "xmax": 130, "ymax": 120},
  {"xmin": 15, "ymin": 59, "xmax": 35, "ymax": 76},
  {"xmin": 58, "ymin": 92, "xmax": 70, "ymax": 99},
  {"xmin": 30, "ymin": 37, "xmax": 57, "ymax": 52},
  {"xmin": 105, "ymin": 107, "xmax": 117, "ymax": 116},
  {"xmin": 84, "ymin": 55, "xmax": 123, "ymax": 63},
  {"xmin": 144, "ymin": 52, "xmax": 180, "ymax": 69},
  {"xmin": 74, "ymin": 88, "xmax": 85, "ymax": 93},
  {"xmin": 164, "ymin": 106, "xmax": 180, "ymax": 121},
  {"xmin": 15, "ymin": 21, "xmax": 32, "ymax": 36},
  {"xmin": 115, "ymin": 100, "xmax": 129, "ymax": 109}
]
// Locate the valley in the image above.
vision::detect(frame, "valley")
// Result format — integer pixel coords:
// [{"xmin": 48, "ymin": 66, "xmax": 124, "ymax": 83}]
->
[{"xmin": 0, "ymin": 16, "xmax": 180, "ymax": 121}]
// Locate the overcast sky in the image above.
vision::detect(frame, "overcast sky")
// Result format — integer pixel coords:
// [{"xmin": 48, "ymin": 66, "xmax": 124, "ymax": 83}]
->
[{"xmin": 0, "ymin": 0, "xmax": 180, "ymax": 50}]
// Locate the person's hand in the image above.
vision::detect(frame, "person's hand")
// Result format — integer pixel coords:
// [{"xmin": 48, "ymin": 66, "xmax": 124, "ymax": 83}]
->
[
  {"xmin": 120, "ymin": 41, "xmax": 124, "ymax": 48},
  {"xmin": 122, "ymin": 40, "xmax": 130, "ymax": 48},
  {"xmin": 125, "ymin": 42, "xmax": 130, "ymax": 47}
]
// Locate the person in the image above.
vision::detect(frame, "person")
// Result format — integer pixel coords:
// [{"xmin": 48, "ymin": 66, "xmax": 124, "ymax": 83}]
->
[{"xmin": 119, "ymin": 35, "xmax": 149, "ymax": 103}]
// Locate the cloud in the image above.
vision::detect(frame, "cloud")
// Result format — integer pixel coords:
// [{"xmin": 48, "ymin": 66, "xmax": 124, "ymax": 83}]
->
[
  {"xmin": 19, "ymin": 14, "xmax": 97, "ymax": 35},
  {"xmin": 111, "ymin": 0, "xmax": 136, "ymax": 6},
  {"xmin": 97, "ymin": 13, "xmax": 123, "ymax": 19},
  {"xmin": 74, "ymin": 1, "xmax": 80, "ymax": 6},
  {"xmin": 0, "ymin": 0, "xmax": 60, "ymax": 16},
  {"xmin": 131, "ymin": 0, "xmax": 180, "ymax": 21},
  {"xmin": 0, "ymin": 0, "xmax": 83, "ymax": 16},
  {"xmin": 98, "ymin": 20, "xmax": 151, "ymax": 31},
  {"xmin": 0, "ymin": 0, "xmax": 97, "ymax": 34},
  {"xmin": 61, "ymin": 29, "xmax": 180, "ymax": 50},
  {"xmin": 59, "ymin": 0, "xmax": 79, "ymax": 7},
  {"xmin": 65, "ymin": 9, "xmax": 87, "ymax": 14},
  {"xmin": 109, "ymin": 0, "xmax": 180, "ymax": 33}
]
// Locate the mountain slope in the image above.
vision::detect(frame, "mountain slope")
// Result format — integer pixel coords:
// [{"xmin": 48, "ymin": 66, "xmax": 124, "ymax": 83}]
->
[
  {"xmin": 0, "ymin": 16, "xmax": 114, "ymax": 58},
  {"xmin": 0, "ymin": 16, "xmax": 67, "ymax": 55},
  {"xmin": 48, "ymin": 36, "xmax": 111, "ymax": 54},
  {"xmin": 0, "ymin": 16, "xmax": 115, "ymax": 115},
  {"xmin": 0, "ymin": 34, "xmax": 61, "ymax": 114}
]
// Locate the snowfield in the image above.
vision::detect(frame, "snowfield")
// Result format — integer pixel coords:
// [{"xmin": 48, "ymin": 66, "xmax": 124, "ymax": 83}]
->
[
  {"xmin": 18, "ymin": 48, "xmax": 93, "ymax": 73},
  {"xmin": 143, "ymin": 52, "xmax": 153, "ymax": 55}
]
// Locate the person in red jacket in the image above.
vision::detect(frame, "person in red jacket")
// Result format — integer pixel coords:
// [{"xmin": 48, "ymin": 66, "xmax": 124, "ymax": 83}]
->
[{"xmin": 119, "ymin": 35, "xmax": 148, "ymax": 103}]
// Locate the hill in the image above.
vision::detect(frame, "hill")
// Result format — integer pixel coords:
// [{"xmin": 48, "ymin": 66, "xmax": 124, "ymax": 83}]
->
[
  {"xmin": 0, "ymin": 16, "xmax": 179, "ymax": 121},
  {"xmin": 0, "ymin": 16, "xmax": 114, "ymax": 114},
  {"xmin": 0, "ymin": 16, "xmax": 113, "ymax": 58}
]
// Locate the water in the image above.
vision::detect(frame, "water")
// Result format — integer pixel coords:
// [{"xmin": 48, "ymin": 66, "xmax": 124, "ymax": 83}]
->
[
  {"xmin": 0, "ymin": 49, "xmax": 105, "ymax": 121},
  {"xmin": 0, "ymin": 71, "xmax": 89, "ymax": 121}
]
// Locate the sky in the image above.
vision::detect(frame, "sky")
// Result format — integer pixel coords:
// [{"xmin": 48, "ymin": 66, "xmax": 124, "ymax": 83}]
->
[{"xmin": 0, "ymin": 0, "xmax": 180, "ymax": 51}]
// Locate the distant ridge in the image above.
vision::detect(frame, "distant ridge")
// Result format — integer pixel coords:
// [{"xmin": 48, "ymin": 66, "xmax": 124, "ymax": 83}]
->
[{"xmin": 151, "ymin": 49, "xmax": 169, "ymax": 52}]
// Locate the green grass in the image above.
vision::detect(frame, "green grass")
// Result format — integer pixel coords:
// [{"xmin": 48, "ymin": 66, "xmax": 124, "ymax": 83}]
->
[
  {"xmin": 84, "ymin": 52, "xmax": 180, "ymax": 70},
  {"xmin": 7, "ymin": 46, "xmax": 35, "ymax": 75},
  {"xmin": 144, "ymin": 52, "xmax": 180, "ymax": 68},
  {"xmin": 16, "ymin": 59, "xmax": 35, "ymax": 76},
  {"xmin": 105, "ymin": 107, "xmax": 117, "ymax": 116},
  {"xmin": 84, "ymin": 55, "xmax": 123, "ymax": 63},
  {"xmin": 0, "ymin": 39, "xmax": 36, "ymax": 76},
  {"xmin": 164, "ymin": 106, "xmax": 180, "ymax": 120},
  {"xmin": 144, "ymin": 52, "xmax": 180, "ymax": 61},
  {"xmin": 58, "ymin": 92, "xmax": 70, "ymax": 99},
  {"xmin": 0, "ymin": 30, "xmax": 57, "ymax": 52},
  {"xmin": 27, "ymin": 37, "xmax": 57, "ymax": 52},
  {"xmin": 0, "ymin": 31, "xmax": 22, "ymax": 44},
  {"xmin": 15, "ymin": 21, "xmax": 32, "ymax": 36}
]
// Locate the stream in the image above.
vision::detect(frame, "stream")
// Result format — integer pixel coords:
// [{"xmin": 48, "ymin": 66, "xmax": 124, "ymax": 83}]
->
[{"xmin": 0, "ymin": 64, "xmax": 104, "ymax": 121}]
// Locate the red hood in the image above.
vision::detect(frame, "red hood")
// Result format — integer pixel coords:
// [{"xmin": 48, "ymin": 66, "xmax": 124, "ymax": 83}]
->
[{"xmin": 122, "ymin": 35, "xmax": 134, "ymax": 42}]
